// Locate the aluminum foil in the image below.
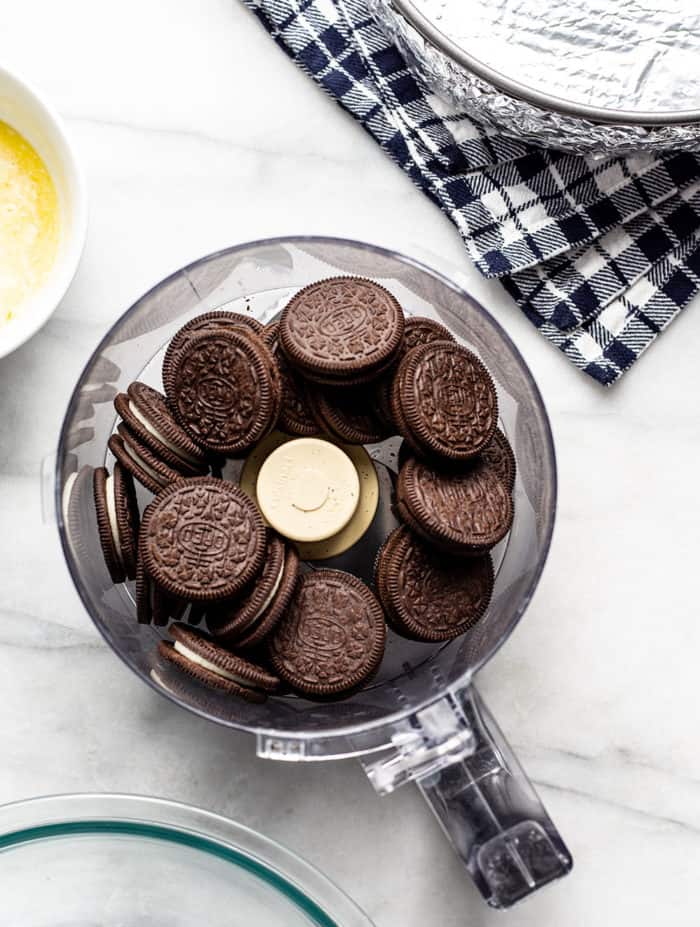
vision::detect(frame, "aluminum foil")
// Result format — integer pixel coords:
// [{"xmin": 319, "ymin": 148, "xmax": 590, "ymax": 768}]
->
[{"xmin": 371, "ymin": 0, "xmax": 700, "ymax": 156}]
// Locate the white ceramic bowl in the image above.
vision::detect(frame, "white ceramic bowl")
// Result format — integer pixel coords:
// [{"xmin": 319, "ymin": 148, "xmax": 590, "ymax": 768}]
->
[{"xmin": 0, "ymin": 63, "xmax": 87, "ymax": 359}]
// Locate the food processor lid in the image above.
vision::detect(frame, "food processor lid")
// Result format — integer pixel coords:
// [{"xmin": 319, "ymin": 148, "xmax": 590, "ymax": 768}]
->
[
  {"xmin": 0, "ymin": 793, "xmax": 374, "ymax": 927},
  {"xmin": 396, "ymin": 0, "xmax": 700, "ymax": 124}
]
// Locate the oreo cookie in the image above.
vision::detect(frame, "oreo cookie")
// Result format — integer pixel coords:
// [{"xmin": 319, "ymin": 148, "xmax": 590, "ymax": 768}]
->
[
  {"xmin": 374, "ymin": 526, "xmax": 494, "ymax": 642},
  {"xmin": 93, "ymin": 463, "xmax": 140, "ymax": 583},
  {"xmin": 395, "ymin": 455, "xmax": 513, "ymax": 554},
  {"xmin": 136, "ymin": 555, "xmax": 181, "ymax": 626},
  {"xmin": 158, "ymin": 623, "xmax": 280, "ymax": 702},
  {"xmin": 207, "ymin": 531, "xmax": 300, "ymax": 649},
  {"xmin": 140, "ymin": 477, "xmax": 266, "ymax": 603},
  {"xmin": 374, "ymin": 374, "xmax": 397, "ymax": 432},
  {"xmin": 391, "ymin": 342, "xmax": 497, "ymax": 462},
  {"xmin": 136, "ymin": 518, "xmax": 193, "ymax": 626},
  {"xmin": 162, "ymin": 311, "xmax": 265, "ymax": 398},
  {"xmin": 401, "ymin": 316, "xmax": 455, "ymax": 352},
  {"xmin": 268, "ymin": 569, "xmax": 386, "ymax": 698},
  {"xmin": 109, "ymin": 424, "xmax": 184, "ymax": 494},
  {"xmin": 481, "ymin": 428, "xmax": 516, "ymax": 493},
  {"xmin": 374, "ymin": 316, "xmax": 456, "ymax": 430},
  {"xmin": 114, "ymin": 382, "xmax": 210, "ymax": 475},
  {"xmin": 306, "ymin": 384, "xmax": 387, "ymax": 445},
  {"xmin": 279, "ymin": 277, "xmax": 405, "ymax": 385},
  {"xmin": 166, "ymin": 329, "xmax": 281, "ymax": 456},
  {"xmin": 263, "ymin": 320, "xmax": 319, "ymax": 437}
]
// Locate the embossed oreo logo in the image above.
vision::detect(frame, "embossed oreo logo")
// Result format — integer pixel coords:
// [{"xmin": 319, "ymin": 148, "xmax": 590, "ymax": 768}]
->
[
  {"xmin": 317, "ymin": 304, "xmax": 368, "ymax": 337},
  {"xmin": 298, "ymin": 617, "xmax": 346, "ymax": 653},
  {"xmin": 435, "ymin": 380, "xmax": 474, "ymax": 417},
  {"xmin": 197, "ymin": 375, "xmax": 237, "ymax": 412},
  {"xmin": 176, "ymin": 521, "xmax": 229, "ymax": 558},
  {"xmin": 285, "ymin": 279, "xmax": 399, "ymax": 363}
]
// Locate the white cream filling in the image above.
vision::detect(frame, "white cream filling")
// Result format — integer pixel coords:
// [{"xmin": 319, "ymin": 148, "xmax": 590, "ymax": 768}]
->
[
  {"xmin": 122, "ymin": 440, "xmax": 168, "ymax": 486},
  {"xmin": 129, "ymin": 400, "xmax": 201, "ymax": 467},
  {"xmin": 105, "ymin": 474, "xmax": 125, "ymax": 567},
  {"xmin": 173, "ymin": 641, "xmax": 259, "ymax": 689},
  {"xmin": 242, "ymin": 558, "xmax": 285, "ymax": 630}
]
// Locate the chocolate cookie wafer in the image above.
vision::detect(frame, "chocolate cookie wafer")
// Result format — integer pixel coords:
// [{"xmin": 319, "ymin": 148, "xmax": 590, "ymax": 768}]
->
[
  {"xmin": 481, "ymin": 428, "xmax": 516, "ymax": 493},
  {"xmin": 235, "ymin": 544, "xmax": 299, "ymax": 650},
  {"xmin": 268, "ymin": 569, "xmax": 386, "ymax": 698},
  {"xmin": 402, "ymin": 316, "xmax": 455, "ymax": 353},
  {"xmin": 398, "ymin": 427, "xmax": 516, "ymax": 490},
  {"xmin": 395, "ymin": 455, "xmax": 513, "ymax": 554},
  {"xmin": 93, "ymin": 463, "xmax": 140, "ymax": 583},
  {"xmin": 391, "ymin": 341, "xmax": 497, "ymax": 462},
  {"xmin": 306, "ymin": 385, "xmax": 387, "ymax": 445},
  {"xmin": 374, "ymin": 317, "xmax": 456, "ymax": 430},
  {"xmin": 263, "ymin": 320, "xmax": 318, "ymax": 437},
  {"xmin": 109, "ymin": 424, "xmax": 184, "ymax": 495},
  {"xmin": 158, "ymin": 623, "xmax": 279, "ymax": 702},
  {"xmin": 135, "ymin": 514, "xmax": 190, "ymax": 626},
  {"xmin": 141, "ymin": 477, "xmax": 266, "ymax": 603},
  {"xmin": 207, "ymin": 532, "xmax": 300, "ymax": 649},
  {"xmin": 167, "ymin": 329, "xmax": 281, "ymax": 456},
  {"xmin": 375, "ymin": 526, "xmax": 493, "ymax": 641},
  {"xmin": 135, "ymin": 557, "xmax": 182, "ymax": 626},
  {"xmin": 279, "ymin": 277, "xmax": 405, "ymax": 385},
  {"xmin": 374, "ymin": 375, "xmax": 397, "ymax": 432},
  {"xmin": 373, "ymin": 522, "xmax": 403, "ymax": 611},
  {"xmin": 162, "ymin": 311, "xmax": 265, "ymax": 397},
  {"xmin": 294, "ymin": 350, "xmax": 401, "ymax": 389},
  {"xmin": 114, "ymin": 382, "xmax": 210, "ymax": 475}
]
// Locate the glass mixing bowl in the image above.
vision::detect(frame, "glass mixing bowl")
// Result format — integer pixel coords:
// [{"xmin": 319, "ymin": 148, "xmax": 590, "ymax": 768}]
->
[
  {"xmin": 0, "ymin": 793, "xmax": 374, "ymax": 925},
  {"xmin": 54, "ymin": 237, "xmax": 572, "ymax": 907}
]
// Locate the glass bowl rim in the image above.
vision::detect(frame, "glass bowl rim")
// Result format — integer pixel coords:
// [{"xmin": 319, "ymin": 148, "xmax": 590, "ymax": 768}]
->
[
  {"xmin": 0, "ymin": 792, "xmax": 374, "ymax": 927},
  {"xmin": 55, "ymin": 234, "xmax": 557, "ymax": 741}
]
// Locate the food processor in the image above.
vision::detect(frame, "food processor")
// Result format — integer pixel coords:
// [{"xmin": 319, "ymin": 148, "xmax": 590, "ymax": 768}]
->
[{"xmin": 52, "ymin": 236, "xmax": 572, "ymax": 908}]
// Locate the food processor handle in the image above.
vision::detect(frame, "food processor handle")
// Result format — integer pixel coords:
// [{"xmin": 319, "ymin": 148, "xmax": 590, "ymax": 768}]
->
[{"xmin": 416, "ymin": 685, "xmax": 572, "ymax": 908}]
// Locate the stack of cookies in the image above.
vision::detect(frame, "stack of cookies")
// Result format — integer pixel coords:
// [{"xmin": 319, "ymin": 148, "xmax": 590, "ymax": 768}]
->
[{"xmin": 93, "ymin": 275, "xmax": 516, "ymax": 703}]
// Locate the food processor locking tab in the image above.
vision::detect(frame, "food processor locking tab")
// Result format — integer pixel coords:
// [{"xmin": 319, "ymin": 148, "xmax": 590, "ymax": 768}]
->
[{"xmin": 359, "ymin": 696, "xmax": 476, "ymax": 794}]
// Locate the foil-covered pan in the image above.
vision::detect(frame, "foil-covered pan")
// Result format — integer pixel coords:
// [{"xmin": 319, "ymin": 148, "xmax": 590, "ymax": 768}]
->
[{"xmin": 371, "ymin": 0, "xmax": 700, "ymax": 156}]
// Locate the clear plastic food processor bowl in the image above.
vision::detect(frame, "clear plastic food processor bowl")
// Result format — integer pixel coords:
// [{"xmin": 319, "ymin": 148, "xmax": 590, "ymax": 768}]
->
[{"xmin": 53, "ymin": 237, "xmax": 572, "ymax": 908}]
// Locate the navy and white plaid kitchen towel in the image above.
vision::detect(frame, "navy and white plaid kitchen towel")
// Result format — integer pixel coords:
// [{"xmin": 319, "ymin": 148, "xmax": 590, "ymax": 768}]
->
[{"xmin": 242, "ymin": 0, "xmax": 700, "ymax": 385}]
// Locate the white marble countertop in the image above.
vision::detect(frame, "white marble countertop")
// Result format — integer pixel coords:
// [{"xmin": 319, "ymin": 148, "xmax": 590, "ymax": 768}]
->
[{"xmin": 1, "ymin": 1, "xmax": 700, "ymax": 924}]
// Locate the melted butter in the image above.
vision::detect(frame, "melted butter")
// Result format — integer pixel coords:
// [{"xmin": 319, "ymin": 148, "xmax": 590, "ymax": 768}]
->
[{"xmin": 0, "ymin": 121, "xmax": 59, "ymax": 326}]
